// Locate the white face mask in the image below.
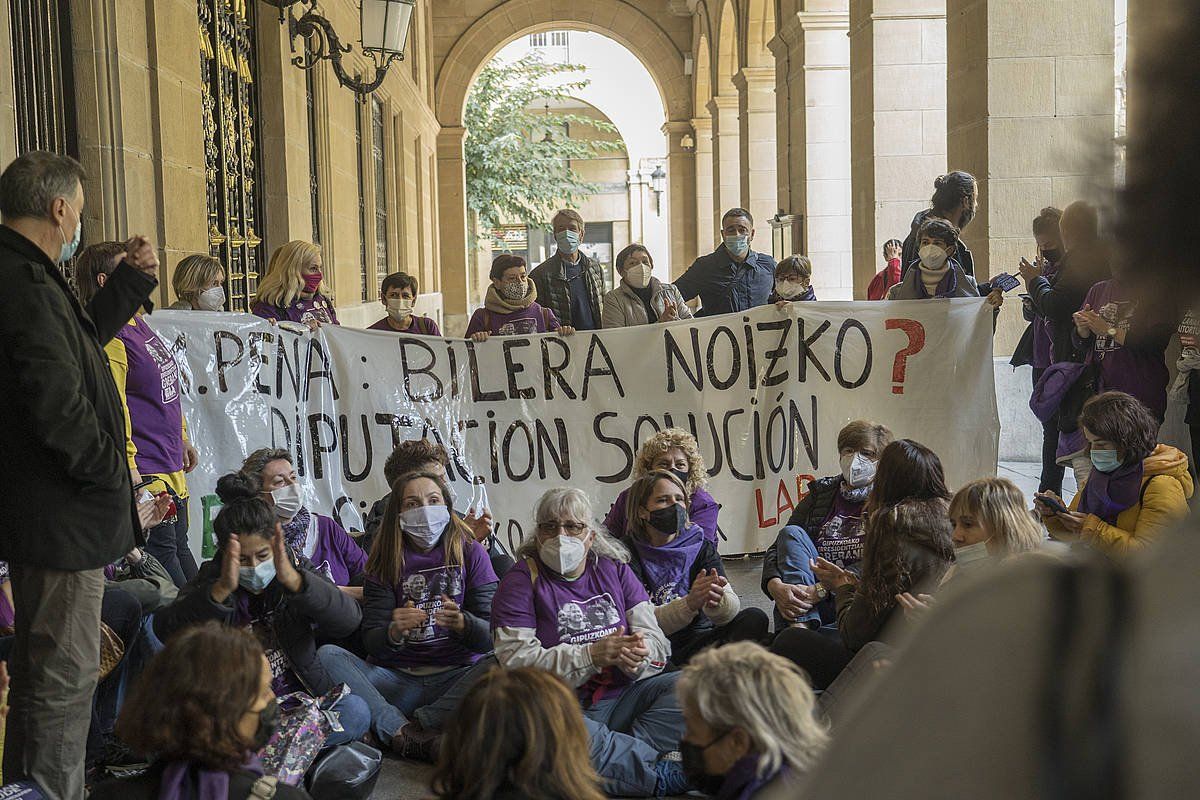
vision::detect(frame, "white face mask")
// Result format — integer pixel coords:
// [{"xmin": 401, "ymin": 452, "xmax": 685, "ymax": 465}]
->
[
  {"xmin": 198, "ymin": 286, "xmax": 225, "ymax": 311},
  {"xmin": 271, "ymin": 483, "xmax": 303, "ymax": 520},
  {"xmin": 625, "ymin": 264, "xmax": 653, "ymax": 289},
  {"xmin": 918, "ymin": 244, "xmax": 950, "ymax": 271},
  {"xmin": 539, "ymin": 533, "xmax": 589, "ymax": 576},
  {"xmin": 839, "ymin": 452, "xmax": 877, "ymax": 488},
  {"xmin": 775, "ymin": 280, "xmax": 809, "ymax": 300},
  {"xmin": 955, "ymin": 540, "xmax": 992, "ymax": 566},
  {"xmin": 399, "ymin": 505, "xmax": 451, "ymax": 549},
  {"xmin": 386, "ymin": 297, "xmax": 414, "ymax": 321}
]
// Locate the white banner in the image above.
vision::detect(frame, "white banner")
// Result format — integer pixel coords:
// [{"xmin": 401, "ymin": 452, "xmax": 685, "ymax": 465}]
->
[{"xmin": 151, "ymin": 300, "xmax": 998, "ymax": 557}]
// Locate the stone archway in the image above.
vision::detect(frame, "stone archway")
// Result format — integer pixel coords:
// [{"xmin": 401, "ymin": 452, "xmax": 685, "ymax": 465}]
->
[{"xmin": 432, "ymin": 0, "xmax": 694, "ymax": 330}]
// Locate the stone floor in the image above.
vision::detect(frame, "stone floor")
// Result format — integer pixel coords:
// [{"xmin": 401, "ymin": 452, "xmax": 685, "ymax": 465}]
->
[{"xmin": 373, "ymin": 460, "xmax": 1055, "ymax": 798}]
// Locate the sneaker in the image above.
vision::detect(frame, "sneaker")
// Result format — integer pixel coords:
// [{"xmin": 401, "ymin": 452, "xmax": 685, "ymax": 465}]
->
[
  {"xmin": 653, "ymin": 756, "xmax": 692, "ymax": 797},
  {"xmin": 390, "ymin": 721, "xmax": 441, "ymax": 762}
]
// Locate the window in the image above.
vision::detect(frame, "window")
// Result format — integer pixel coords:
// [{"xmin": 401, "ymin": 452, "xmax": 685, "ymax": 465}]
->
[
  {"xmin": 356, "ymin": 108, "xmax": 368, "ymax": 303},
  {"xmin": 371, "ymin": 98, "xmax": 389, "ymax": 297},
  {"xmin": 551, "ymin": 31, "xmax": 568, "ymax": 47},
  {"xmin": 305, "ymin": 69, "xmax": 321, "ymax": 245},
  {"xmin": 530, "ymin": 32, "xmax": 547, "ymax": 47},
  {"xmin": 9, "ymin": 0, "xmax": 78, "ymax": 157}
]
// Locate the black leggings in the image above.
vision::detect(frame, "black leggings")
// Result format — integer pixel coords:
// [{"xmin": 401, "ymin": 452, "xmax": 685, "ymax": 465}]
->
[
  {"xmin": 671, "ymin": 607, "xmax": 770, "ymax": 666},
  {"xmin": 1032, "ymin": 367, "xmax": 1065, "ymax": 495},
  {"xmin": 770, "ymin": 625, "xmax": 855, "ymax": 690}
]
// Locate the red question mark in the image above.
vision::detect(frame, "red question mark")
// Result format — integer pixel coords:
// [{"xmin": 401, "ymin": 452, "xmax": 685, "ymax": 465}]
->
[{"xmin": 885, "ymin": 319, "xmax": 926, "ymax": 394}]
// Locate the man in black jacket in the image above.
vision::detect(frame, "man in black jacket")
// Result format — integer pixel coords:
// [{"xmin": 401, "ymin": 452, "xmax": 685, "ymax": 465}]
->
[{"xmin": 0, "ymin": 151, "xmax": 157, "ymax": 799}]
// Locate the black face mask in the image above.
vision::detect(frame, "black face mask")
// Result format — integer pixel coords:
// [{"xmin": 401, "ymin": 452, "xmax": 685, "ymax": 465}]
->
[
  {"xmin": 1041, "ymin": 248, "xmax": 1062, "ymax": 265},
  {"xmin": 670, "ymin": 468, "xmax": 690, "ymax": 488},
  {"xmin": 680, "ymin": 734, "xmax": 728, "ymax": 795},
  {"xmin": 647, "ymin": 503, "xmax": 686, "ymax": 536},
  {"xmin": 249, "ymin": 698, "xmax": 279, "ymax": 752}
]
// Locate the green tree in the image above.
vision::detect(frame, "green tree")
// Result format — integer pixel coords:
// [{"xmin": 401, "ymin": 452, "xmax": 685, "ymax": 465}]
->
[{"xmin": 464, "ymin": 54, "xmax": 624, "ymax": 238}]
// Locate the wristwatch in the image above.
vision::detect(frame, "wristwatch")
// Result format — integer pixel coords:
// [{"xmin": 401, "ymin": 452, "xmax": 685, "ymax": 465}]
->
[{"xmin": 813, "ymin": 584, "xmax": 829, "ymax": 601}]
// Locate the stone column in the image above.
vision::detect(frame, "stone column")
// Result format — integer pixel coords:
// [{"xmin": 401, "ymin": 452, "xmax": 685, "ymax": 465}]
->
[
  {"xmin": 947, "ymin": 0, "xmax": 1114, "ymax": 352},
  {"xmin": 691, "ymin": 116, "xmax": 715, "ymax": 258},
  {"xmin": 774, "ymin": 6, "xmax": 853, "ymax": 299},
  {"xmin": 849, "ymin": 0, "xmax": 946, "ymax": 296},
  {"xmin": 663, "ymin": 120, "xmax": 698, "ymax": 276},
  {"xmin": 707, "ymin": 94, "xmax": 741, "ymax": 229},
  {"xmin": 436, "ymin": 125, "xmax": 471, "ymax": 335},
  {"xmin": 733, "ymin": 66, "xmax": 778, "ymax": 240}
]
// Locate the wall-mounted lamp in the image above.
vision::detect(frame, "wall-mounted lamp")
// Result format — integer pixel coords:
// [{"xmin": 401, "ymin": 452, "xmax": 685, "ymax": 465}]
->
[
  {"xmin": 680, "ymin": 133, "xmax": 695, "ymax": 152},
  {"xmin": 268, "ymin": 0, "xmax": 416, "ymax": 98},
  {"xmin": 650, "ymin": 165, "xmax": 667, "ymax": 216}
]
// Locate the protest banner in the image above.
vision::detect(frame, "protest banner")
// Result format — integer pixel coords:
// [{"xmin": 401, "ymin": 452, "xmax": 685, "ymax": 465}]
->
[{"xmin": 152, "ymin": 299, "xmax": 998, "ymax": 556}]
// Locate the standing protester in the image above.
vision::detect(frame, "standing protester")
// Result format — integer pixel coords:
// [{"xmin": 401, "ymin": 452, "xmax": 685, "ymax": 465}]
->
[
  {"xmin": 675, "ymin": 208, "xmax": 777, "ymax": 316},
  {"xmin": 1011, "ymin": 207, "xmax": 1067, "ymax": 495},
  {"xmin": 252, "ymin": 240, "xmax": 338, "ymax": 328},
  {"xmin": 899, "ymin": 171, "xmax": 979, "ymax": 279},
  {"xmin": 76, "ymin": 242, "xmax": 200, "ymax": 589},
  {"xmin": 866, "ymin": 239, "xmax": 904, "ymax": 300},
  {"xmin": 1174, "ymin": 308, "xmax": 1200, "ymax": 468},
  {"xmin": 0, "ymin": 151, "xmax": 158, "ymax": 799},
  {"xmin": 529, "ymin": 209, "xmax": 605, "ymax": 331},
  {"xmin": 601, "ymin": 244, "xmax": 692, "ymax": 328},
  {"xmin": 466, "ymin": 254, "xmax": 575, "ymax": 341},
  {"xmin": 887, "ymin": 219, "xmax": 1002, "ymax": 307},
  {"xmin": 168, "ymin": 254, "xmax": 225, "ymax": 311},
  {"xmin": 769, "ymin": 255, "xmax": 816, "ymax": 305},
  {"xmin": 368, "ymin": 271, "xmax": 441, "ymax": 336}
]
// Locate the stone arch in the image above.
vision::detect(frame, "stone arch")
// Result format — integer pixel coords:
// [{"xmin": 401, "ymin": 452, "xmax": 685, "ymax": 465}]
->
[
  {"xmin": 434, "ymin": 0, "xmax": 689, "ymax": 129},
  {"xmin": 744, "ymin": 0, "xmax": 776, "ymax": 68},
  {"xmin": 713, "ymin": 0, "xmax": 740, "ymax": 95}
]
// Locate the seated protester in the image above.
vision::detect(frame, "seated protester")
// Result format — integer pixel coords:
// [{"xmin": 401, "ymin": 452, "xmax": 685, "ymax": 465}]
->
[
  {"xmin": 605, "ymin": 428, "xmax": 720, "ymax": 544},
  {"xmin": 240, "ymin": 447, "xmax": 367, "ymax": 598},
  {"xmin": 466, "ymin": 254, "xmax": 575, "ymax": 341},
  {"xmin": 87, "ymin": 585, "xmax": 149, "ymax": 771},
  {"xmin": 761, "ymin": 421, "xmax": 894, "ymax": 631},
  {"xmin": 168, "ymin": 253, "xmax": 226, "ymax": 311},
  {"xmin": 104, "ymin": 546, "xmax": 178, "ymax": 613},
  {"xmin": 601, "ymin": 243, "xmax": 693, "ymax": 328},
  {"xmin": 368, "ymin": 271, "xmax": 441, "ymax": 336},
  {"xmin": 430, "ymin": 666, "xmax": 607, "ymax": 800},
  {"xmin": 361, "ymin": 439, "xmax": 513, "ymax": 578},
  {"xmin": 490, "ymin": 488, "xmax": 690, "ymax": 798},
  {"xmin": 770, "ymin": 440, "xmax": 956, "ymax": 689},
  {"xmin": 1038, "ymin": 391, "xmax": 1193, "ymax": 556},
  {"xmin": 769, "ymin": 255, "xmax": 816, "ymax": 304},
  {"xmin": 676, "ymin": 643, "xmax": 828, "ymax": 799},
  {"xmin": 251, "ymin": 240, "xmax": 339, "ymax": 328},
  {"xmin": 887, "ymin": 218, "xmax": 1003, "ymax": 309},
  {"xmin": 92, "ymin": 622, "xmax": 310, "ymax": 800},
  {"xmin": 152, "ymin": 474, "xmax": 369, "ymax": 750},
  {"xmin": 317, "ymin": 471, "xmax": 497, "ymax": 761},
  {"xmin": 621, "ymin": 471, "xmax": 768, "ymax": 665}
]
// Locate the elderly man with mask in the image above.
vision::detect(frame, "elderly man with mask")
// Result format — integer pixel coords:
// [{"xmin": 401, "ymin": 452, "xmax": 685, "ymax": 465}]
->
[
  {"xmin": 529, "ymin": 208, "xmax": 605, "ymax": 331},
  {"xmin": 0, "ymin": 150, "xmax": 158, "ymax": 799}
]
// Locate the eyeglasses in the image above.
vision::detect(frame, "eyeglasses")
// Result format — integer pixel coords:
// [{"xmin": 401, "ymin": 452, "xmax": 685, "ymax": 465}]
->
[{"xmin": 537, "ymin": 521, "xmax": 588, "ymax": 535}]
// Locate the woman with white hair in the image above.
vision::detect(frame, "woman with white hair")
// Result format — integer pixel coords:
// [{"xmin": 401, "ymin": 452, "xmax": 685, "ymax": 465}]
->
[
  {"xmin": 490, "ymin": 487, "xmax": 691, "ymax": 798},
  {"xmin": 676, "ymin": 641, "xmax": 828, "ymax": 798}
]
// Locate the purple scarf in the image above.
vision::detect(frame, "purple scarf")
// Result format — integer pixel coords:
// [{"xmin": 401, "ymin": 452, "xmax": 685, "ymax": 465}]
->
[
  {"xmin": 1079, "ymin": 460, "xmax": 1145, "ymax": 525},
  {"xmin": 282, "ymin": 507, "xmax": 312, "ymax": 552},
  {"xmin": 717, "ymin": 754, "xmax": 783, "ymax": 800},
  {"xmin": 630, "ymin": 523, "xmax": 706, "ymax": 606},
  {"xmin": 159, "ymin": 756, "xmax": 263, "ymax": 800}
]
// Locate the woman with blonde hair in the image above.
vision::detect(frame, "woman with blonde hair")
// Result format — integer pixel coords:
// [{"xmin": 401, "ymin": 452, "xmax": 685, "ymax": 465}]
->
[
  {"xmin": 605, "ymin": 428, "xmax": 720, "ymax": 543},
  {"xmin": 676, "ymin": 642, "xmax": 828, "ymax": 798},
  {"xmin": 948, "ymin": 477, "xmax": 1046, "ymax": 565},
  {"xmin": 430, "ymin": 666, "xmax": 606, "ymax": 800},
  {"xmin": 251, "ymin": 239, "xmax": 338, "ymax": 327},
  {"xmin": 169, "ymin": 253, "xmax": 225, "ymax": 310}
]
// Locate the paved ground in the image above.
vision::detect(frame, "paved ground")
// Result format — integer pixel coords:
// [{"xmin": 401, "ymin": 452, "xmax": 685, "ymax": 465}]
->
[{"xmin": 373, "ymin": 461, "xmax": 1053, "ymax": 798}]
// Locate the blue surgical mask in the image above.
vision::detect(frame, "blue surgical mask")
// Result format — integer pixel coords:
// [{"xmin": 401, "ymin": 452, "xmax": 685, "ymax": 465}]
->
[
  {"xmin": 555, "ymin": 229, "xmax": 581, "ymax": 256},
  {"xmin": 723, "ymin": 234, "xmax": 749, "ymax": 258},
  {"xmin": 59, "ymin": 202, "xmax": 82, "ymax": 264},
  {"xmin": 1089, "ymin": 448, "xmax": 1123, "ymax": 474},
  {"xmin": 238, "ymin": 558, "xmax": 276, "ymax": 593}
]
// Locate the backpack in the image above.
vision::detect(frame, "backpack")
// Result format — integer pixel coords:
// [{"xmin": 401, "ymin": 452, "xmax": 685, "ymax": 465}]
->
[{"xmin": 866, "ymin": 268, "xmax": 892, "ymax": 301}]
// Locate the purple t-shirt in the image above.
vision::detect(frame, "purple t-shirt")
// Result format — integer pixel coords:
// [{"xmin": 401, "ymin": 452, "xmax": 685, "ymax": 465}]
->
[
  {"xmin": 1081, "ymin": 280, "xmax": 1170, "ymax": 419},
  {"xmin": 367, "ymin": 538, "xmax": 497, "ymax": 670},
  {"xmin": 464, "ymin": 303, "xmax": 561, "ymax": 337},
  {"xmin": 605, "ymin": 488, "xmax": 720, "ymax": 545},
  {"xmin": 491, "ymin": 556, "xmax": 649, "ymax": 702},
  {"xmin": 367, "ymin": 316, "xmax": 441, "ymax": 336},
  {"xmin": 116, "ymin": 317, "xmax": 185, "ymax": 476},
  {"xmin": 307, "ymin": 514, "xmax": 367, "ymax": 587},
  {"xmin": 252, "ymin": 293, "xmax": 340, "ymax": 326},
  {"xmin": 813, "ymin": 488, "xmax": 868, "ymax": 569}
]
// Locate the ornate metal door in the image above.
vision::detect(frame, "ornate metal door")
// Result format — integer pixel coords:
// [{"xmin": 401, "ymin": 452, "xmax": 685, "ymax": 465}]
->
[
  {"xmin": 199, "ymin": 0, "xmax": 264, "ymax": 311},
  {"xmin": 7, "ymin": 0, "xmax": 77, "ymax": 157}
]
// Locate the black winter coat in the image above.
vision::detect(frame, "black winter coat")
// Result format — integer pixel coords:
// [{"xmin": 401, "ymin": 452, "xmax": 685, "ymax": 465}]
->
[
  {"xmin": 153, "ymin": 554, "xmax": 362, "ymax": 695},
  {"xmin": 0, "ymin": 225, "xmax": 156, "ymax": 570},
  {"xmin": 760, "ymin": 475, "xmax": 841, "ymax": 594},
  {"xmin": 1024, "ymin": 244, "xmax": 1111, "ymax": 365}
]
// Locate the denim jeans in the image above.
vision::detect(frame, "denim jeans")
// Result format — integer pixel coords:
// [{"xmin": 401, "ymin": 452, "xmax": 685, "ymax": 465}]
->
[
  {"xmin": 317, "ymin": 644, "xmax": 492, "ymax": 740},
  {"xmin": 143, "ymin": 492, "xmax": 197, "ymax": 589},
  {"xmin": 582, "ymin": 671, "xmax": 684, "ymax": 797},
  {"xmin": 323, "ymin": 693, "xmax": 371, "ymax": 748},
  {"xmin": 774, "ymin": 526, "xmax": 826, "ymax": 630}
]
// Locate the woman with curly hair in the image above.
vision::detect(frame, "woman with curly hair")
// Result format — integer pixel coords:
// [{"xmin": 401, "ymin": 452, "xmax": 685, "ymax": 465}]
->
[
  {"xmin": 91, "ymin": 622, "xmax": 309, "ymax": 799},
  {"xmin": 430, "ymin": 667, "xmax": 606, "ymax": 800},
  {"xmin": 769, "ymin": 440, "xmax": 955, "ymax": 689},
  {"xmin": 605, "ymin": 428, "xmax": 720, "ymax": 544}
]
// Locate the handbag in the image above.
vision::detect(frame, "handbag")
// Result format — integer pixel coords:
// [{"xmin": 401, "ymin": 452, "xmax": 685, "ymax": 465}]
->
[
  {"xmin": 1029, "ymin": 358, "xmax": 1099, "ymax": 432},
  {"xmin": 304, "ymin": 741, "xmax": 382, "ymax": 800},
  {"xmin": 98, "ymin": 622, "xmax": 125, "ymax": 682},
  {"xmin": 258, "ymin": 684, "xmax": 349, "ymax": 785}
]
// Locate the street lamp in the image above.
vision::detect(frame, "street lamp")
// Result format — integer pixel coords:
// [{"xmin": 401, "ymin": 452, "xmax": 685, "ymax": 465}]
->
[
  {"xmin": 269, "ymin": 0, "xmax": 416, "ymax": 98},
  {"xmin": 650, "ymin": 165, "xmax": 666, "ymax": 215}
]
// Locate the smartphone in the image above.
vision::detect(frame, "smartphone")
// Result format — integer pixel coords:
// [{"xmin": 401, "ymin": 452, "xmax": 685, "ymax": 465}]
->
[
  {"xmin": 991, "ymin": 272, "xmax": 1021, "ymax": 293},
  {"xmin": 1038, "ymin": 494, "xmax": 1070, "ymax": 515}
]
